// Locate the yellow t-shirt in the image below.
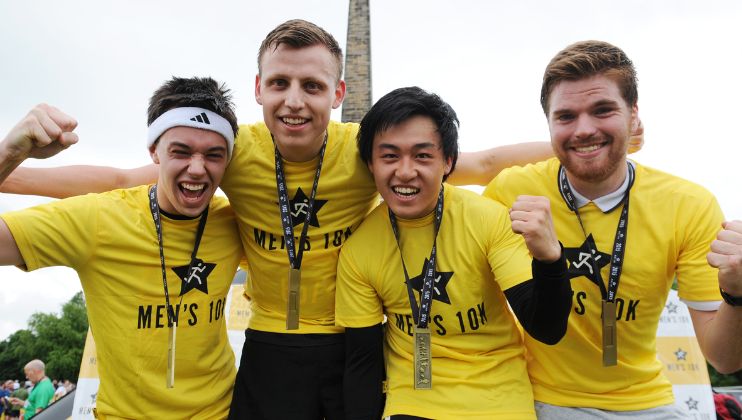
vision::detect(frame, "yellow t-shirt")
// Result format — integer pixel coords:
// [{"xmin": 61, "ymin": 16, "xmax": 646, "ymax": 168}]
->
[
  {"xmin": 336, "ymin": 186, "xmax": 536, "ymax": 420},
  {"xmin": 1, "ymin": 185, "xmax": 242, "ymax": 419},
  {"xmin": 220, "ymin": 121, "xmax": 378, "ymax": 333},
  {"xmin": 484, "ymin": 158, "xmax": 724, "ymax": 411}
]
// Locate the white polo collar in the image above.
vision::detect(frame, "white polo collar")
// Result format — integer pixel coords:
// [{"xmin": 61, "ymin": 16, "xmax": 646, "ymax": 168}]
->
[{"xmin": 568, "ymin": 161, "xmax": 635, "ymax": 212}]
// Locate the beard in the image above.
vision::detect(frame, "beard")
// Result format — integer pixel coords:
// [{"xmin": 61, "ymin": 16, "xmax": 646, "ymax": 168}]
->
[{"xmin": 557, "ymin": 135, "xmax": 627, "ymax": 184}]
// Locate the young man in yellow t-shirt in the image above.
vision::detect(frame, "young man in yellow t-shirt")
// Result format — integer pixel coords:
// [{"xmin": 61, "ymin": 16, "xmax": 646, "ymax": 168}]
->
[
  {"xmin": 485, "ymin": 40, "xmax": 742, "ymax": 419},
  {"xmin": 0, "ymin": 77, "xmax": 244, "ymax": 419},
  {"xmin": 336, "ymin": 86, "xmax": 573, "ymax": 419}
]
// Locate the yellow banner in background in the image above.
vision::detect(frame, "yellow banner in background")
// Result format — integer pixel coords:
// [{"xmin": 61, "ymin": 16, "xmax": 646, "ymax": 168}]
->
[
  {"xmin": 77, "ymin": 329, "xmax": 99, "ymax": 379},
  {"xmin": 657, "ymin": 336, "xmax": 710, "ymax": 385}
]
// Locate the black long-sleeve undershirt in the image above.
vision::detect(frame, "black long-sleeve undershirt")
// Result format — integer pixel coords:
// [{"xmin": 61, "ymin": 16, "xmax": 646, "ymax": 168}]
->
[
  {"xmin": 344, "ymin": 324, "xmax": 385, "ymax": 420},
  {"xmin": 504, "ymin": 249, "xmax": 572, "ymax": 345}
]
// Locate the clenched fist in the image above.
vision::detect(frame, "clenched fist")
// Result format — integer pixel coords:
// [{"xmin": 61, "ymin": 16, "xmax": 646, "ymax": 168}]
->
[
  {"xmin": 2, "ymin": 103, "xmax": 78, "ymax": 160},
  {"xmin": 708, "ymin": 220, "xmax": 742, "ymax": 296},
  {"xmin": 510, "ymin": 195, "xmax": 561, "ymax": 263}
]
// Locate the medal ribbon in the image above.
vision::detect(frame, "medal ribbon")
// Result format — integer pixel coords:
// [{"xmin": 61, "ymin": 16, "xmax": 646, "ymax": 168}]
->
[
  {"xmin": 388, "ymin": 186, "xmax": 445, "ymax": 329},
  {"xmin": 148, "ymin": 184, "xmax": 209, "ymax": 325},
  {"xmin": 557, "ymin": 163, "xmax": 633, "ymax": 302},
  {"xmin": 274, "ymin": 133, "xmax": 328, "ymax": 270}
]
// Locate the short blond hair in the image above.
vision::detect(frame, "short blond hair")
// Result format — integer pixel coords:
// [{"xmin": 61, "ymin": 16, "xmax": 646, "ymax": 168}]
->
[{"xmin": 258, "ymin": 19, "xmax": 344, "ymax": 81}]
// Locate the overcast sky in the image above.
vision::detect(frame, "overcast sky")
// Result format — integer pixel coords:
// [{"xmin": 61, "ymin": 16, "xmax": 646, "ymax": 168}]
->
[{"xmin": 1, "ymin": 0, "xmax": 741, "ymax": 341}]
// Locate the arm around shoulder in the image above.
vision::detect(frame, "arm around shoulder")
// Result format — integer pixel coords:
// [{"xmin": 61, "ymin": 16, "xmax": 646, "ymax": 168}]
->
[
  {"xmin": 449, "ymin": 142, "xmax": 553, "ymax": 186},
  {"xmin": 1, "ymin": 164, "xmax": 158, "ymax": 198}
]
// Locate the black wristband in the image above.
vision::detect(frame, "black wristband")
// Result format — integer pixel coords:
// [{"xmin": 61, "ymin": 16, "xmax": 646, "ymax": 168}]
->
[{"xmin": 720, "ymin": 288, "xmax": 742, "ymax": 307}]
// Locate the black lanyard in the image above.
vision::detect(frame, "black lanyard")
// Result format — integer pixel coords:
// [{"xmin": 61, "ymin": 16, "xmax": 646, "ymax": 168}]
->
[
  {"xmin": 388, "ymin": 186, "xmax": 445, "ymax": 328},
  {"xmin": 274, "ymin": 133, "xmax": 327, "ymax": 270},
  {"xmin": 557, "ymin": 163, "xmax": 634, "ymax": 301},
  {"xmin": 148, "ymin": 185, "xmax": 209, "ymax": 324}
]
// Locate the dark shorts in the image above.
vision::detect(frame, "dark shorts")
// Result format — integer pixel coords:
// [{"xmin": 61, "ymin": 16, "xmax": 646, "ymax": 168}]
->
[{"xmin": 228, "ymin": 329, "xmax": 345, "ymax": 420}]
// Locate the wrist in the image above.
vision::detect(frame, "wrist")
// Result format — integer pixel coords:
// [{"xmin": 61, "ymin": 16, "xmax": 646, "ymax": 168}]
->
[
  {"xmin": 532, "ymin": 242, "xmax": 567, "ymax": 282},
  {"xmin": 0, "ymin": 139, "xmax": 28, "ymax": 165},
  {"xmin": 535, "ymin": 242, "xmax": 563, "ymax": 264},
  {"xmin": 720, "ymin": 287, "xmax": 742, "ymax": 307}
]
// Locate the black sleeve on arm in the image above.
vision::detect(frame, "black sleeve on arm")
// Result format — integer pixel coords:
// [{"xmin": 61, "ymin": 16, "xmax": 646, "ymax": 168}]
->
[
  {"xmin": 344, "ymin": 323, "xmax": 385, "ymax": 420},
  {"xmin": 503, "ymin": 246, "xmax": 573, "ymax": 345}
]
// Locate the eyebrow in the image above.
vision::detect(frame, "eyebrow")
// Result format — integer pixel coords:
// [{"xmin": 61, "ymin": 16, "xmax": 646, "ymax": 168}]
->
[
  {"xmin": 552, "ymin": 98, "xmax": 621, "ymax": 115},
  {"xmin": 376, "ymin": 141, "xmax": 438, "ymax": 150},
  {"xmin": 169, "ymin": 141, "xmax": 227, "ymax": 153}
]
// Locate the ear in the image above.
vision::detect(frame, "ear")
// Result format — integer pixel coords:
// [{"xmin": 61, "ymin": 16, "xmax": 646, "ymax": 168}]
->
[
  {"xmin": 443, "ymin": 156, "xmax": 453, "ymax": 177},
  {"xmin": 332, "ymin": 80, "xmax": 346, "ymax": 109},
  {"xmin": 366, "ymin": 157, "xmax": 374, "ymax": 175},
  {"xmin": 255, "ymin": 74, "xmax": 263, "ymax": 105},
  {"xmin": 630, "ymin": 103, "xmax": 639, "ymax": 133},
  {"xmin": 150, "ymin": 146, "xmax": 160, "ymax": 164}
]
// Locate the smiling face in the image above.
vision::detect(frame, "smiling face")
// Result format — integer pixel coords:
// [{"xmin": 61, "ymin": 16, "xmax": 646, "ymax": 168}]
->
[
  {"xmin": 547, "ymin": 74, "xmax": 638, "ymax": 196},
  {"xmin": 255, "ymin": 43, "xmax": 346, "ymax": 162},
  {"xmin": 368, "ymin": 115, "xmax": 452, "ymax": 220},
  {"xmin": 150, "ymin": 126, "xmax": 229, "ymax": 217}
]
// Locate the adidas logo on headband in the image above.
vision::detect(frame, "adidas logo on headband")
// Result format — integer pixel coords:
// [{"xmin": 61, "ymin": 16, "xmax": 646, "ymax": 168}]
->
[
  {"xmin": 147, "ymin": 107, "xmax": 235, "ymax": 159},
  {"xmin": 190, "ymin": 112, "xmax": 211, "ymax": 124}
]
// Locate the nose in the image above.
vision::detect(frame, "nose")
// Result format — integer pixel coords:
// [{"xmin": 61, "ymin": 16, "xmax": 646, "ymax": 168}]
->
[
  {"xmin": 285, "ymin": 84, "xmax": 305, "ymax": 110},
  {"xmin": 573, "ymin": 114, "xmax": 598, "ymax": 141},
  {"xmin": 187, "ymin": 155, "xmax": 207, "ymax": 176},
  {"xmin": 395, "ymin": 157, "xmax": 417, "ymax": 181}
]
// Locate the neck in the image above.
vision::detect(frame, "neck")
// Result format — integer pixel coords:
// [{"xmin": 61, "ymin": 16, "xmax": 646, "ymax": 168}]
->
[
  {"xmin": 275, "ymin": 132, "xmax": 326, "ymax": 163},
  {"xmin": 567, "ymin": 161, "xmax": 628, "ymax": 200},
  {"xmin": 155, "ymin": 182, "xmax": 179, "ymax": 215}
]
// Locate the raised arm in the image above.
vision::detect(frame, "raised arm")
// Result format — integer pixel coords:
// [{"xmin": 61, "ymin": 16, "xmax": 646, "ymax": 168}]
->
[
  {"xmin": 0, "ymin": 103, "xmax": 80, "ymax": 266},
  {"xmin": 0, "ymin": 104, "xmax": 78, "ymax": 186},
  {"xmin": 504, "ymin": 195, "xmax": 572, "ymax": 344},
  {"xmin": 1, "ymin": 164, "xmax": 158, "ymax": 199}
]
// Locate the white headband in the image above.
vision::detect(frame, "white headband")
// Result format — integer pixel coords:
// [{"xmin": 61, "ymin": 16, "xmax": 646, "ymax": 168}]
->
[{"xmin": 147, "ymin": 107, "xmax": 235, "ymax": 158}]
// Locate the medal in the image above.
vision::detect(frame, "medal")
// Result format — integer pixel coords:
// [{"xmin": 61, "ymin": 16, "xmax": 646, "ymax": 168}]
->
[
  {"xmin": 601, "ymin": 300, "xmax": 617, "ymax": 366},
  {"xmin": 389, "ymin": 187, "xmax": 444, "ymax": 390},
  {"xmin": 274, "ymin": 134, "xmax": 327, "ymax": 330},
  {"xmin": 286, "ymin": 268, "xmax": 301, "ymax": 330},
  {"xmin": 558, "ymin": 165, "xmax": 632, "ymax": 368},
  {"xmin": 148, "ymin": 185, "xmax": 209, "ymax": 387},
  {"xmin": 167, "ymin": 321, "xmax": 177, "ymax": 388},
  {"xmin": 413, "ymin": 326, "xmax": 432, "ymax": 389}
]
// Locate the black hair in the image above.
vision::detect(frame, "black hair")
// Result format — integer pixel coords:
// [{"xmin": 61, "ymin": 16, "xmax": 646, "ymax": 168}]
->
[
  {"xmin": 358, "ymin": 86, "xmax": 459, "ymax": 180},
  {"xmin": 147, "ymin": 76, "xmax": 238, "ymax": 136}
]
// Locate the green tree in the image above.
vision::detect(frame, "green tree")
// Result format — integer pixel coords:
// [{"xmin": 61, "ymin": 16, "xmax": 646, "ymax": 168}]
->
[
  {"xmin": 709, "ymin": 363, "xmax": 742, "ymax": 387},
  {"xmin": 0, "ymin": 292, "xmax": 88, "ymax": 380}
]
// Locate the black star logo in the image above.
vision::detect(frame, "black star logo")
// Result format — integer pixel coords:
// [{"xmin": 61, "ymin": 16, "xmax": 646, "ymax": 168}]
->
[
  {"xmin": 685, "ymin": 397, "xmax": 699, "ymax": 410},
  {"xmin": 674, "ymin": 348, "xmax": 688, "ymax": 361},
  {"xmin": 665, "ymin": 302, "xmax": 679, "ymax": 314},
  {"xmin": 564, "ymin": 234, "xmax": 611, "ymax": 292},
  {"xmin": 172, "ymin": 258, "xmax": 215, "ymax": 296},
  {"xmin": 407, "ymin": 258, "xmax": 454, "ymax": 304},
  {"xmin": 289, "ymin": 187, "xmax": 327, "ymax": 228}
]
